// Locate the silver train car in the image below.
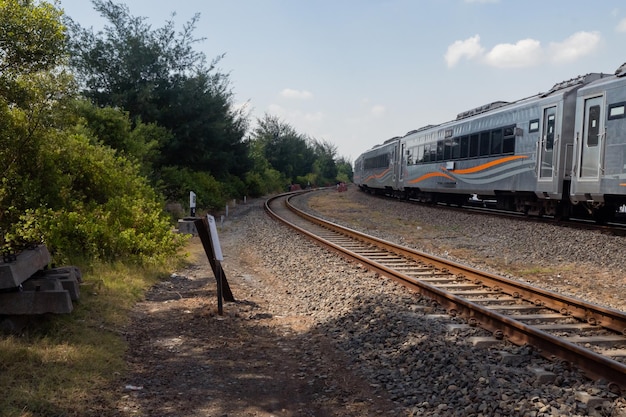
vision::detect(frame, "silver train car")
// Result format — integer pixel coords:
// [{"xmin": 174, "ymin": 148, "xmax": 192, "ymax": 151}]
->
[{"xmin": 354, "ymin": 63, "xmax": 626, "ymax": 222}]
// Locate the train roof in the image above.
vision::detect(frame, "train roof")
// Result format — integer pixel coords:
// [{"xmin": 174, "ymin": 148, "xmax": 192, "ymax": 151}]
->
[
  {"xmin": 455, "ymin": 101, "xmax": 510, "ymax": 120},
  {"xmin": 404, "ymin": 124, "xmax": 438, "ymax": 136},
  {"xmin": 539, "ymin": 73, "xmax": 605, "ymax": 97}
]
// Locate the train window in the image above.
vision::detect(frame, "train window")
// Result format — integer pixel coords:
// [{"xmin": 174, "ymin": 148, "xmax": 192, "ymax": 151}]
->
[
  {"xmin": 443, "ymin": 140, "xmax": 452, "ymax": 160},
  {"xmin": 587, "ymin": 105, "xmax": 600, "ymax": 147},
  {"xmin": 490, "ymin": 129, "xmax": 503, "ymax": 155},
  {"xmin": 451, "ymin": 138, "xmax": 461, "ymax": 159},
  {"xmin": 416, "ymin": 145, "xmax": 424, "ymax": 163},
  {"xmin": 423, "ymin": 144, "xmax": 430, "ymax": 162},
  {"xmin": 469, "ymin": 134, "xmax": 479, "ymax": 157},
  {"xmin": 608, "ymin": 102, "xmax": 626, "ymax": 120},
  {"xmin": 479, "ymin": 131, "xmax": 490, "ymax": 156},
  {"xmin": 503, "ymin": 126, "xmax": 515, "ymax": 154},
  {"xmin": 364, "ymin": 153, "xmax": 390, "ymax": 169},
  {"xmin": 459, "ymin": 136, "xmax": 469, "ymax": 159},
  {"xmin": 436, "ymin": 141, "xmax": 444, "ymax": 161},
  {"xmin": 529, "ymin": 119, "xmax": 539, "ymax": 133},
  {"xmin": 546, "ymin": 114, "xmax": 555, "ymax": 149}
]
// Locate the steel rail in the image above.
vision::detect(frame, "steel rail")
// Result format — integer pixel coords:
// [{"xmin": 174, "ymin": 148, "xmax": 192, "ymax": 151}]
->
[{"xmin": 265, "ymin": 192, "xmax": 626, "ymax": 393}]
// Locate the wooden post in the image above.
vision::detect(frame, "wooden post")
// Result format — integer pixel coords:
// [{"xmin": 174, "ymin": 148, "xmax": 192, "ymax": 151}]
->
[{"xmin": 193, "ymin": 217, "xmax": 235, "ymax": 312}]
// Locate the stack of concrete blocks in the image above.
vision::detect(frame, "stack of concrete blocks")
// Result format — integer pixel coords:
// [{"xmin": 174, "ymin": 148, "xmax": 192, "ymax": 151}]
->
[{"xmin": 0, "ymin": 245, "xmax": 80, "ymax": 315}]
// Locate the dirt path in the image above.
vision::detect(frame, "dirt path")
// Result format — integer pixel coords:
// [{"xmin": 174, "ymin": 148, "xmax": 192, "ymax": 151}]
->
[{"xmin": 116, "ymin": 214, "xmax": 397, "ymax": 417}]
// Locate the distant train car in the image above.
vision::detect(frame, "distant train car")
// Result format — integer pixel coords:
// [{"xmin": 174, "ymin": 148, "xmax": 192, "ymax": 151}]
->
[
  {"xmin": 355, "ymin": 63, "xmax": 626, "ymax": 222},
  {"xmin": 353, "ymin": 137, "xmax": 400, "ymax": 192}
]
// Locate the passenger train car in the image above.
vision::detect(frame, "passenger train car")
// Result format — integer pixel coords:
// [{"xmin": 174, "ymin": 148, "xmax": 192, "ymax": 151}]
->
[{"xmin": 353, "ymin": 63, "xmax": 626, "ymax": 222}]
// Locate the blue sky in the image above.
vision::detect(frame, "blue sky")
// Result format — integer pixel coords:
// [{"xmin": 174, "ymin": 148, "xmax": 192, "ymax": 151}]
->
[{"xmin": 58, "ymin": 0, "xmax": 626, "ymax": 162}]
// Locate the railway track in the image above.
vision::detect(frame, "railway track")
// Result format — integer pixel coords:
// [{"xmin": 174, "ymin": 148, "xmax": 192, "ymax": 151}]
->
[{"xmin": 265, "ymin": 190, "xmax": 626, "ymax": 394}]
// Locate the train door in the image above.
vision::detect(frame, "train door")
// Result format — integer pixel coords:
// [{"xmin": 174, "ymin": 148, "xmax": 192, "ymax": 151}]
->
[
  {"xmin": 539, "ymin": 106, "xmax": 557, "ymax": 180},
  {"xmin": 392, "ymin": 143, "xmax": 400, "ymax": 189},
  {"xmin": 578, "ymin": 96, "xmax": 604, "ymax": 179}
]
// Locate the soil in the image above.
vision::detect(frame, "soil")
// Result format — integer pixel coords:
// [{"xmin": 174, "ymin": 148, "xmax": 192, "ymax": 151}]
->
[{"xmin": 116, "ymin": 209, "xmax": 398, "ymax": 417}]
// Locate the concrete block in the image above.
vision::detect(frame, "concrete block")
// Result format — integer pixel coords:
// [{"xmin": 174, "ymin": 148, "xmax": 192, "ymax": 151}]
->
[
  {"xmin": 0, "ymin": 246, "xmax": 50, "ymax": 289},
  {"xmin": 0, "ymin": 290, "xmax": 73, "ymax": 314}
]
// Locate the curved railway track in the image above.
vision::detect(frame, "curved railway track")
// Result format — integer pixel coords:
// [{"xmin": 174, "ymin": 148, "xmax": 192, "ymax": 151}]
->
[{"xmin": 265, "ymin": 190, "xmax": 626, "ymax": 394}]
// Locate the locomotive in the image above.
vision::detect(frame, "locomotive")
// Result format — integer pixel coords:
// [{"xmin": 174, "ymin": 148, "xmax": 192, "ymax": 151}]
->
[{"xmin": 354, "ymin": 62, "xmax": 626, "ymax": 222}]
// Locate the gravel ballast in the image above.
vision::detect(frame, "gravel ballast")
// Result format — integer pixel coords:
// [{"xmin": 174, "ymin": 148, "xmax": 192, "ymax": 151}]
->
[{"xmin": 121, "ymin": 187, "xmax": 626, "ymax": 416}]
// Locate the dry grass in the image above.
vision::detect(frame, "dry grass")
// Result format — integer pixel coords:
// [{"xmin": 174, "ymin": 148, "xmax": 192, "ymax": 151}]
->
[{"xmin": 0, "ymin": 254, "xmax": 186, "ymax": 416}]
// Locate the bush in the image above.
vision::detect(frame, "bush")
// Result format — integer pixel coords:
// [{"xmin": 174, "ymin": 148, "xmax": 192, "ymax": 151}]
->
[
  {"xmin": 158, "ymin": 166, "xmax": 228, "ymax": 212},
  {"xmin": 3, "ymin": 133, "xmax": 186, "ymax": 264}
]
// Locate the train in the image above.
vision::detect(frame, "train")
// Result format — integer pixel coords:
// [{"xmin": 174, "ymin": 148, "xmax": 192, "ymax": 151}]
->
[{"xmin": 353, "ymin": 62, "xmax": 626, "ymax": 222}]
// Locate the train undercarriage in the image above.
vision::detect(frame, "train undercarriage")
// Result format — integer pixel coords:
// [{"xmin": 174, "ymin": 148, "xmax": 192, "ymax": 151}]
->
[{"xmin": 359, "ymin": 185, "xmax": 622, "ymax": 224}]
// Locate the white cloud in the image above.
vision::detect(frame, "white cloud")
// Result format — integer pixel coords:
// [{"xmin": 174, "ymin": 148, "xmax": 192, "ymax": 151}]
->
[
  {"xmin": 484, "ymin": 38, "xmax": 542, "ymax": 68},
  {"xmin": 444, "ymin": 35, "xmax": 485, "ymax": 68},
  {"xmin": 445, "ymin": 31, "xmax": 600, "ymax": 69},
  {"xmin": 548, "ymin": 31, "xmax": 600, "ymax": 63},
  {"xmin": 617, "ymin": 18, "xmax": 626, "ymax": 32},
  {"xmin": 370, "ymin": 105, "xmax": 386, "ymax": 117},
  {"xmin": 280, "ymin": 88, "xmax": 313, "ymax": 99}
]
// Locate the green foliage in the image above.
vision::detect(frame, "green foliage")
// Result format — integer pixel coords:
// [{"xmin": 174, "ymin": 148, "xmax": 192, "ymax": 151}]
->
[
  {"xmin": 336, "ymin": 156, "xmax": 354, "ymax": 183},
  {"xmin": 3, "ymin": 132, "xmax": 186, "ymax": 264},
  {"xmin": 247, "ymin": 114, "xmax": 352, "ymax": 189},
  {"xmin": 0, "ymin": 0, "xmax": 66, "ymax": 77},
  {"xmin": 72, "ymin": 99, "xmax": 168, "ymax": 177},
  {"xmin": 158, "ymin": 166, "xmax": 227, "ymax": 212},
  {"xmin": 245, "ymin": 167, "xmax": 287, "ymax": 197},
  {"xmin": 66, "ymin": 1, "xmax": 252, "ymax": 181},
  {"xmin": 249, "ymin": 114, "xmax": 316, "ymax": 180}
]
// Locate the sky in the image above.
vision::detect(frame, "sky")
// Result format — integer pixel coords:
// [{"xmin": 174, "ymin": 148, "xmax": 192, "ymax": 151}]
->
[{"xmin": 57, "ymin": 0, "xmax": 626, "ymax": 163}]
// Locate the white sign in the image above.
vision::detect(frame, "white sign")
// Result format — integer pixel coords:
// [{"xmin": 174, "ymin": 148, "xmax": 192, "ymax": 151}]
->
[
  {"xmin": 189, "ymin": 191, "xmax": 196, "ymax": 209},
  {"xmin": 206, "ymin": 215, "xmax": 223, "ymax": 261}
]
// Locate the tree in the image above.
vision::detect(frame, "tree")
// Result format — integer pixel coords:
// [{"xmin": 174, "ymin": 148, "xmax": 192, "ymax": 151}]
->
[
  {"xmin": 0, "ymin": 0, "xmax": 66, "ymax": 78},
  {"xmin": 0, "ymin": 0, "xmax": 70, "ymax": 231},
  {"xmin": 72, "ymin": 99, "xmax": 168, "ymax": 177},
  {"xmin": 65, "ymin": 0, "xmax": 251, "ymax": 182},
  {"xmin": 335, "ymin": 156, "xmax": 354, "ymax": 183},
  {"xmin": 311, "ymin": 138, "xmax": 338, "ymax": 185},
  {"xmin": 249, "ymin": 114, "xmax": 316, "ymax": 181},
  {"xmin": 0, "ymin": 0, "xmax": 185, "ymax": 263}
]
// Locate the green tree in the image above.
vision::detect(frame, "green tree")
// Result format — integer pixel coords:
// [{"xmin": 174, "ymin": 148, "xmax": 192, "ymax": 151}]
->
[
  {"xmin": 72, "ymin": 99, "xmax": 168, "ymax": 177},
  {"xmin": 249, "ymin": 114, "xmax": 316, "ymax": 181},
  {"xmin": 335, "ymin": 156, "xmax": 354, "ymax": 183},
  {"xmin": 0, "ymin": 0, "xmax": 70, "ymax": 231},
  {"xmin": 311, "ymin": 138, "xmax": 338, "ymax": 185},
  {"xmin": 0, "ymin": 0, "xmax": 65, "ymax": 78},
  {"xmin": 0, "ymin": 0, "xmax": 185, "ymax": 263},
  {"xmin": 65, "ymin": 0, "xmax": 251, "ymax": 182}
]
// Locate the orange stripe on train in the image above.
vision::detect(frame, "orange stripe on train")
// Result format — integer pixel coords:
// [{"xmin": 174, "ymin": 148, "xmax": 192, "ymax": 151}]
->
[
  {"xmin": 447, "ymin": 155, "xmax": 529, "ymax": 175},
  {"xmin": 365, "ymin": 168, "xmax": 390, "ymax": 182},
  {"xmin": 407, "ymin": 171, "xmax": 455, "ymax": 184}
]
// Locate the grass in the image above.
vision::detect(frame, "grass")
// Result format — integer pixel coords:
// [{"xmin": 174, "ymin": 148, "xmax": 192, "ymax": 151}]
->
[{"xmin": 0, "ymin": 253, "xmax": 187, "ymax": 417}]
